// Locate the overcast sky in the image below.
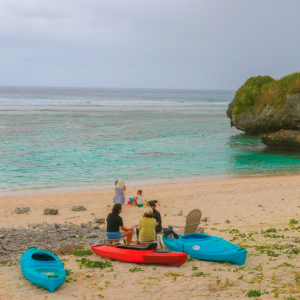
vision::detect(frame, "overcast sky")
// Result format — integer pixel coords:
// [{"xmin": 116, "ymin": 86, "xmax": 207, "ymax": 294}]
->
[{"xmin": 0, "ymin": 0, "xmax": 299, "ymax": 90}]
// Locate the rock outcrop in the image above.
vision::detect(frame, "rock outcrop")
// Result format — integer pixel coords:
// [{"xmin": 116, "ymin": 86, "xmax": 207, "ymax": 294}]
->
[
  {"xmin": 260, "ymin": 129, "xmax": 300, "ymax": 150},
  {"xmin": 227, "ymin": 72, "xmax": 300, "ymax": 150},
  {"xmin": 0, "ymin": 222, "xmax": 106, "ymax": 260},
  {"xmin": 227, "ymin": 94, "xmax": 300, "ymax": 134}
]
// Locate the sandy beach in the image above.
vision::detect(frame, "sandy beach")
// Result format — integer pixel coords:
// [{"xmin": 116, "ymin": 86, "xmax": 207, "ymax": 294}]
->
[{"xmin": 1, "ymin": 175, "xmax": 300, "ymax": 300}]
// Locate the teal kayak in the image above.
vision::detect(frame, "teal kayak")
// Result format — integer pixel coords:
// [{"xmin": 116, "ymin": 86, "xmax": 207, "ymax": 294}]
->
[
  {"xmin": 20, "ymin": 248, "xmax": 66, "ymax": 292},
  {"xmin": 162, "ymin": 233, "xmax": 247, "ymax": 265}
]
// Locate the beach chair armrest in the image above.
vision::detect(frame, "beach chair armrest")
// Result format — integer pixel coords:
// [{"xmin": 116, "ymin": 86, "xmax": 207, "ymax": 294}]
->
[
  {"xmin": 185, "ymin": 223, "xmax": 201, "ymax": 227},
  {"xmin": 168, "ymin": 225, "xmax": 185, "ymax": 229},
  {"xmin": 168, "ymin": 223, "xmax": 201, "ymax": 230}
]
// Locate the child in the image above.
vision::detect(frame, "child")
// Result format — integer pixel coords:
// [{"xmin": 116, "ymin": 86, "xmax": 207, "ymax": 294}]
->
[
  {"xmin": 114, "ymin": 180, "xmax": 118, "ymax": 193},
  {"xmin": 113, "ymin": 181, "xmax": 126, "ymax": 205},
  {"xmin": 128, "ymin": 190, "xmax": 144, "ymax": 206}
]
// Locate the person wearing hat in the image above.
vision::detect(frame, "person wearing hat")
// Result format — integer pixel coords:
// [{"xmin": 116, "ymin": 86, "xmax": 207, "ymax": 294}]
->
[
  {"xmin": 147, "ymin": 200, "xmax": 162, "ymax": 233},
  {"xmin": 134, "ymin": 207, "xmax": 156, "ymax": 245},
  {"xmin": 113, "ymin": 181, "xmax": 126, "ymax": 205}
]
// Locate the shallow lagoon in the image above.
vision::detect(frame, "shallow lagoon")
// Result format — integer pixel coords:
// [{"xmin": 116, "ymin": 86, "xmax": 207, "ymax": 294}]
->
[{"xmin": 1, "ymin": 87, "xmax": 300, "ymax": 193}]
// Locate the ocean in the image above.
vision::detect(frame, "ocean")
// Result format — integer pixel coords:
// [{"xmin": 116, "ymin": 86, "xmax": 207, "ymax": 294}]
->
[{"xmin": 1, "ymin": 86, "xmax": 300, "ymax": 194}]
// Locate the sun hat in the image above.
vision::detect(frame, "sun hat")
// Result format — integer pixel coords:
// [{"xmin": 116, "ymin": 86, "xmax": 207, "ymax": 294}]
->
[
  {"xmin": 117, "ymin": 181, "xmax": 125, "ymax": 188},
  {"xmin": 144, "ymin": 207, "xmax": 153, "ymax": 215}
]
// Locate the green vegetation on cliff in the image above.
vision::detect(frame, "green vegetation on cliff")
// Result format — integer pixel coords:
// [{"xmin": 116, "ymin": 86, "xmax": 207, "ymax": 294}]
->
[{"xmin": 232, "ymin": 72, "xmax": 300, "ymax": 116}]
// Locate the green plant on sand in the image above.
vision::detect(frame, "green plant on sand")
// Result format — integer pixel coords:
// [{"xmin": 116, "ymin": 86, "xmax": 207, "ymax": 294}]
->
[{"xmin": 245, "ymin": 289, "xmax": 269, "ymax": 298}]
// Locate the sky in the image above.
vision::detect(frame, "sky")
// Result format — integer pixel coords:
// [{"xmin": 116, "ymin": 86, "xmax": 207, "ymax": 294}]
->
[{"xmin": 0, "ymin": 0, "xmax": 300, "ymax": 90}]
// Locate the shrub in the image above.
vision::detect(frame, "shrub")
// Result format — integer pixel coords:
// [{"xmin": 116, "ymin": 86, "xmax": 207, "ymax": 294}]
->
[{"xmin": 232, "ymin": 72, "xmax": 300, "ymax": 116}]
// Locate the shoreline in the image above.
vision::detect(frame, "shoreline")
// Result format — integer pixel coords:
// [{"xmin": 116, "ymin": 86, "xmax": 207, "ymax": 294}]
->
[{"xmin": 2, "ymin": 172, "xmax": 300, "ymax": 198}]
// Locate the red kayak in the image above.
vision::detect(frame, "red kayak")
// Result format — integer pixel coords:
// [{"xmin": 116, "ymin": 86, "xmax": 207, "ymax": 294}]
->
[{"xmin": 91, "ymin": 244, "xmax": 188, "ymax": 267}]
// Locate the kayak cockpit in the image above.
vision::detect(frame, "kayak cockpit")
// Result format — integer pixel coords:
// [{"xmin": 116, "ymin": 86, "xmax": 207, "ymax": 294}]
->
[
  {"xmin": 32, "ymin": 253, "xmax": 56, "ymax": 261},
  {"xmin": 180, "ymin": 233, "xmax": 210, "ymax": 241}
]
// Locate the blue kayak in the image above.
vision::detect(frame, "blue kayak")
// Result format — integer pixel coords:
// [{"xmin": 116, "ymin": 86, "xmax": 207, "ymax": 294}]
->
[
  {"xmin": 162, "ymin": 233, "xmax": 247, "ymax": 265},
  {"xmin": 20, "ymin": 248, "xmax": 66, "ymax": 292}
]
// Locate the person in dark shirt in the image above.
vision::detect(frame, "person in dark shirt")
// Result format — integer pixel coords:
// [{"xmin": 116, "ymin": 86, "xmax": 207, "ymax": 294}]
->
[
  {"xmin": 106, "ymin": 203, "xmax": 134, "ymax": 244},
  {"xmin": 147, "ymin": 200, "xmax": 162, "ymax": 233},
  {"xmin": 135, "ymin": 200, "xmax": 163, "ymax": 239}
]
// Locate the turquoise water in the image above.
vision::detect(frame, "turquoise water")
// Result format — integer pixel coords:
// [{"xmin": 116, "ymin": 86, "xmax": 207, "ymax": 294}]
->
[{"xmin": 1, "ymin": 87, "xmax": 300, "ymax": 193}]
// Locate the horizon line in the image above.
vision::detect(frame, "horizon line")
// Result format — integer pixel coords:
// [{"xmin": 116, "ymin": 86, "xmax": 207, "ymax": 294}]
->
[{"xmin": 0, "ymin": 84, "xmax": 235, "ymax": 92}]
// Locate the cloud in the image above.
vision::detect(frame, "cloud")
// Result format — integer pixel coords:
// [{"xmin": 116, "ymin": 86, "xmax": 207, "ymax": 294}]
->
[{"xmin": 0, "ymin": 0, "xmax": 299, "ymax": 89}]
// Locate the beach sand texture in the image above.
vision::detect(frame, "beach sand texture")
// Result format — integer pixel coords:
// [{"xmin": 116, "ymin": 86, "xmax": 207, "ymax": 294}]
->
[{"xmin": 1, "ymin": 175, "xmax": 300, "ymax": 299}]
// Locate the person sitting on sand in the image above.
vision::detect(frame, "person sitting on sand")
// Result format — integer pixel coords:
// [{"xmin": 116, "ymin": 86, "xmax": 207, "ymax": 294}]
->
[
  {"xmin": 147, "ymin": 200, "xmax": 162, "ymax": 233},
  {"xmin": 106, "ymin": 203, "xmax": 134, "ymax": 244},
  {"xmin": 113, "ymin": 181, "xmax": 126, "ymax": 205},
  {"xmin": 128, "ymin": 190, "xmax": 144, "ymax": 206},
  {"xmin": 134, "ymin": 207, "xmax": 156, "ymax": 245}
]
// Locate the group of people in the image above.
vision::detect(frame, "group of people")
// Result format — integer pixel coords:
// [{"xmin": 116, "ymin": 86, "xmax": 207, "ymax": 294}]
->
[
  {"xmin": 107, "ymin": 181, "xmax": 162, "ymax": 245},
  {"xmin": 113, "ymin": 181, "xmax": 144, "ymax": 207}
]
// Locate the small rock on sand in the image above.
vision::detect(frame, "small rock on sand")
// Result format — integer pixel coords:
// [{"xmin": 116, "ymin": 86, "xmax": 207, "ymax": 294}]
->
[
  {"xmin": 0, "ymin": 234, "xmax": 4, "ymax": 239},
  {"xmin": 14, "ymin": 207, "xmax": 30, "ymax": 214},
  {"xmin": 71, "ymin": 206, "xmax": 87, "ymax": 212},
  {"xmin": 87, "ymin": 233, "xmax": 99, "ymax": 238},
  {"xmin": 225, "ymin": 219, "xmax": 230, "ymax": 224},
  {"xmin": 201, "ymin": 217, "xmax": 209, "ymax": 222},
  {"xmin": 43, "ymin": 208, "xmax": 59, "ymax": 215},
  {"xmin": 293, "ymin": 238, "xmax": 300, "ymax": 243},
  {"xmin": 94, "ymin": 218, "xmax": 105, "ymax": 224},
  {"xmin": 177, "ymin": 210, "xmax": 183, "ymax": 216}
]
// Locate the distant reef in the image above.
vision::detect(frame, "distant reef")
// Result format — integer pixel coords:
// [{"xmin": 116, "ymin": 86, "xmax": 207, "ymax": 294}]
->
[{"xmin": 227, "ymin": 72, "xmax": 300, "ymax": 150}]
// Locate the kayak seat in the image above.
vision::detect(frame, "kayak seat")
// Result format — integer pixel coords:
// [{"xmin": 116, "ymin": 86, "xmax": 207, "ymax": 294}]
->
[
  {"xmin": 32, "ymin": 253, "xmax": 56, "ymax": 261},
  {"xmin": 116, "ymin": 245, "xmax": 148, "ymax": 251},
  {"xmin": 155, "ymin": 249, "xmax": 171, "ymax": 253}
]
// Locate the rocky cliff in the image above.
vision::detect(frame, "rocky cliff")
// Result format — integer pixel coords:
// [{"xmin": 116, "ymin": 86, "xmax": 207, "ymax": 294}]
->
[
  {"xmin": 227, "ymin": 73, "xmax": 300, "ymax": 150},
  {"xmin": 227, "ymin": 93, "xmax": 300, "ymax": 134}
]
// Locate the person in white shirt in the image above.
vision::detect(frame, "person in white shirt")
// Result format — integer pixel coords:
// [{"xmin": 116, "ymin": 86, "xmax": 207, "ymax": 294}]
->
[{"xmin": 131, "ymin": 190, "xmax": 144, "ymax": 206}]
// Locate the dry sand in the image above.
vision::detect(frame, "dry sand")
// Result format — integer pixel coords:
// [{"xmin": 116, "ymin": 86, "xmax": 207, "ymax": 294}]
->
[{"xmin": 1, "ymin": 175, "xmax": 300, "ymax": 300}]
